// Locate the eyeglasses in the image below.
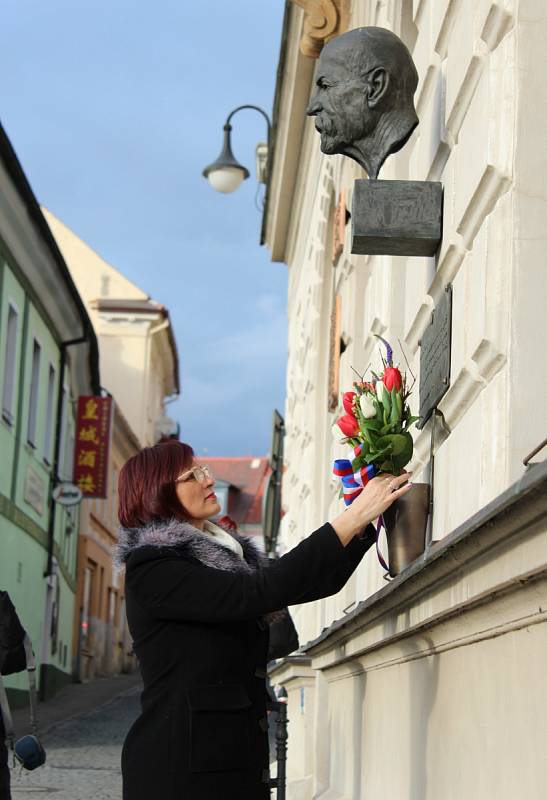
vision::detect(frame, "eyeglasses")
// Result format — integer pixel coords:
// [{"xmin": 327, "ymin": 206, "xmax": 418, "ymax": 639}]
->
[{"xmin": 175, "ymin": 464, "xmax": 213, "ymax": 485}]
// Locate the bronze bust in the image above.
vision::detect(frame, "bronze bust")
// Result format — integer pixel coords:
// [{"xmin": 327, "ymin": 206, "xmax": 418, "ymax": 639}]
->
[{"xmin": 306, "ymin": 27, "xmax": 419, "ymax": 179}]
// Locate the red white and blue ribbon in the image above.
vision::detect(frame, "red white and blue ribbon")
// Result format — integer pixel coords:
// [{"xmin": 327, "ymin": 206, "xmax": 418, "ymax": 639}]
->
[
  {"xmin": 332, "ymin": 445, "xmax": 389, "ymax": 572},
  {"xmin": 333, "ymin": 443, "xmax": 378, "ymax": 506}
]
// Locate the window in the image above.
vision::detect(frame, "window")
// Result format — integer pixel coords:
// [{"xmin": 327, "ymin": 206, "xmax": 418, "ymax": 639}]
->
[
  {"xmin": 27, "ymin": 338, "xmax": 41, "ymax": 447},
  {"xmin": 43, "ymin": 364, "xmax": 56, "ymax": 464},
  {"xmin": 2, "ymin": 303, "xmax": 19, "ymax": 424}
]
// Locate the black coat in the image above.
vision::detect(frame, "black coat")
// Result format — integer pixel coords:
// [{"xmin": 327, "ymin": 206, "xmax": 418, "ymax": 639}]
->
[
  {"xmin": 0, "ymin": 591, "xmax": 27, "ymax": 800},
  {"xmin": 120, "ymin": 519, "xmax": 374, "ymax": 800}
]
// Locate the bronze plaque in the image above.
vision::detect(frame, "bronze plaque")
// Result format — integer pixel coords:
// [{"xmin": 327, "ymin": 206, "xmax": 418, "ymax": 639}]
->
[{"xmin": 417, "ymin": 286, "xmax": 452, "ymax": 428}]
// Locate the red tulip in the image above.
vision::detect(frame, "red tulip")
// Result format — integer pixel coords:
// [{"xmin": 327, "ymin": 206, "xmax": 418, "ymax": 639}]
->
[
  {"xmin": 383, "ymin": 367, "xmax": 402, "ymax": 392},
  {"xmin": 337, "ymin": 414, "xmax": 359, "ymax": 438},
  {"xmin": 342, "ymin": 391, "xmax": 356, "ymax": 416}
]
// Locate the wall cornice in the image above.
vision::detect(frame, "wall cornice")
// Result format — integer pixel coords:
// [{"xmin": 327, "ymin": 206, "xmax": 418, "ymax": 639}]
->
[{"xmin": 302, "ymin": 459, "xmax": 547, "ymax": 667}]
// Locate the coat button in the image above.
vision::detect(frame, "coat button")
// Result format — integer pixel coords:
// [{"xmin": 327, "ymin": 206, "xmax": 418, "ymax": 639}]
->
[{"xmin": 259, "ymin": 717, "xmax": 268, "ymax": 732}]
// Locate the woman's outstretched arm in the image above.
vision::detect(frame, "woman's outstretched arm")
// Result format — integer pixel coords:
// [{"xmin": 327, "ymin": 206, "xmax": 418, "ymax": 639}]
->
[{"xmin": 126, "ymin": 473, "xmax": 412, "ymax": 623}]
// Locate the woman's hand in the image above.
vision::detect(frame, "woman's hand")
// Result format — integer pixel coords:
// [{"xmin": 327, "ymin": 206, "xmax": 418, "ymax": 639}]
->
[{"xmin": 331, "ymin": 472, "xmax": 413, "ymax": 546}]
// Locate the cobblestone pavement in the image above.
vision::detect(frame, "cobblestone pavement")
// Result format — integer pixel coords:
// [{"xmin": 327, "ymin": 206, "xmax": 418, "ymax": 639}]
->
[{"xmin": 10, "ymin": 685, "xmax": 140, "ymax": 800}]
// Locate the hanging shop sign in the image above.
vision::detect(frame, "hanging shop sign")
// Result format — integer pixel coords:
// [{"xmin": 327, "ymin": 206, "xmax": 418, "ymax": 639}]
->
[
  {"xmin": 52, "ymin": 482, "xmax": 83, "ymax": 507},
  {"xmin": 73, "ymin": 396, "xmax": 113, "ymax": 498}
]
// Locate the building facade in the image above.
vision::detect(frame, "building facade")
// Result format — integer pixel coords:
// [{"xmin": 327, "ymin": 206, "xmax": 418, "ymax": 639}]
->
[
  {"xmin": 264, "ymin": 2, "xmax": 547, "ymax": 798},
  {"xmin": 0, "ymin": 123, "xmax": 100, "ymax": 701},
  {"xmin": 207, "ymin": 456, "xmax": 271, "ymax": 545},
  {"xmin": 44, "ymin": 210, "xmax": 180, "ymax": 448},
  {"xmin": 73, "ymin": 404, "xmax": 140, "ymax": 681},
  {"xmin": 44, "ymin": 210, "xmax": 180, "ymax": 681}
]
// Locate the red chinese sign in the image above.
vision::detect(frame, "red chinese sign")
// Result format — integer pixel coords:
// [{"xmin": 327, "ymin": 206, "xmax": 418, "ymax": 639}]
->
[{"xmin": 73, "ymin": 396, "xmax": 113, "ymax": 498}]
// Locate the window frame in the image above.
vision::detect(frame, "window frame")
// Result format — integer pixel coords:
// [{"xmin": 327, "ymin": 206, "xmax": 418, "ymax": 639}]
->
[
  {"xmin": 43, "ymin": 362, "xmax": 56, "ymax": 465},
  {"xmin": 2, "ymin": 299, "xmax": 20, "ymax": 426},
  {"xmin": 27, "ymin": 335, "xmax": 42, "ymax": 448}
]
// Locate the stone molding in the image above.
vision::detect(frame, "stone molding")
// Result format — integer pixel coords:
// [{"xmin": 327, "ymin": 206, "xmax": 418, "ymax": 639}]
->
[
  {"xmin": 290, "ymin": 0, "xmax": 350, "ymax": 58},
  {"xmin": 301, "ymin": 459, "xmax": 547, "ymax": 666}
]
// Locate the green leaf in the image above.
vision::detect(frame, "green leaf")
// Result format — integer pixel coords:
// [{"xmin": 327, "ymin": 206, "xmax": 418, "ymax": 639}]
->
[
  {"xmin": 381, "ymin": 388, "xmax": 391, "ymax": 415},
  {"xmin": 338, "ymin": 484, "xmax": 344, "ymax": 499},
  {"xmin": 376, "ymin": 401, "xmax": 384, "ymax": 424},
  {"xmin": 364, "ymin": 444, "xmax": 393, "ymax": 464},
  {"xmin": 389, "ymin": 388, "xmax": 400, "ymax": 426},
  {"xmin": 404, "ymin": 415, "xmax": 420, "ymax": 430},
  {"xmin": 360, "ymin": 418, "xmax": 382, "ymax": 431},
  {"xmin": 375, "ymin": 433, "xmax": 413, "ymax": 470}
]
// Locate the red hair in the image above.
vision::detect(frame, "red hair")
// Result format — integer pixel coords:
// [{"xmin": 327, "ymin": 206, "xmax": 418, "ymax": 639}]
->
[{"xmin": 118, "ymin": 440, "xmax": 194, "ymax": 528}]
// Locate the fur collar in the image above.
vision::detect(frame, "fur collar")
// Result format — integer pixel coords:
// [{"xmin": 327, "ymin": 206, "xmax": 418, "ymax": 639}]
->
[{"xmin": 115, "ymin": 517, "xmax": 265, "ymax": 574}]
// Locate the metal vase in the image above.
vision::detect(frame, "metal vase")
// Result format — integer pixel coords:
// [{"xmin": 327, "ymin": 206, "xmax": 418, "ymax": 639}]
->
[{"xmin": 383, "ymin": 483, "xmax": 430, "ymax": 577}]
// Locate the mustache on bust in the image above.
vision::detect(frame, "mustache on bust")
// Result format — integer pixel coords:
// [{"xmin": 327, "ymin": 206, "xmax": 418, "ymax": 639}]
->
[{"xmin": 315, "ymin": 113, "xmax": 336, "ymax": 136}]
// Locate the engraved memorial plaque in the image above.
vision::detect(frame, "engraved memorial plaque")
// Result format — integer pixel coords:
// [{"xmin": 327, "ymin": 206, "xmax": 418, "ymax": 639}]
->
[{"xmin": 417, "ymin": 286, "xmax": 452, "ymax": 428}]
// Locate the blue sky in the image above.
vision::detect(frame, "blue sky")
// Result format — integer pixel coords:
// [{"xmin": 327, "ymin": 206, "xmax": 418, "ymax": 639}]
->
[{"xmin": 1, "ymin": 0, "xmax": 287, "ymax": 457}]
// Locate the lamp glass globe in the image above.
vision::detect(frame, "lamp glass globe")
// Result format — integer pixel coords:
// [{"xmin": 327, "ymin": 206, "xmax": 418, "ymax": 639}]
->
[{"xmin": 207, "ymin": 167, "xmax": 245, "ymax": 194}]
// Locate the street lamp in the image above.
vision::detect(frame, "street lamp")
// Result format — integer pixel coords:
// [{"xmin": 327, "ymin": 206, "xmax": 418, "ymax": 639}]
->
[{"xmin": 203, "ymin": 105, "xmax": 272, "ymax": 194}]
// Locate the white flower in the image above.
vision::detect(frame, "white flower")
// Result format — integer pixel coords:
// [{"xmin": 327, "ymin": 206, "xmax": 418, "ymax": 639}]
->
[
  {"xmin": 375, "ymin": 381, "xmax": 385, "ymax": 403},
  {"xmin": 359, "ymin": 394, "xmax": 377, "ymax": 419},
  {"xmin": 332, "ymin": 422, "xmax": 344, "ymax": 439}
]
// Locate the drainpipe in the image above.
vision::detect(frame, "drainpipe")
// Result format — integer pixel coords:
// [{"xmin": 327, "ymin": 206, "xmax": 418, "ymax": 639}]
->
[
  {"xmin": 40, "ymin": 335, "xmax": 87, "ymax": 700},
  {"xmin": 44, "ymin": 336, "xmax": 87, "ymax": 579}
]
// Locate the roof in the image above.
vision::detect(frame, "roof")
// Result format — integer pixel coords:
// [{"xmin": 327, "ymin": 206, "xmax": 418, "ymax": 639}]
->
[
  {"xmin": 207, "ymin": 457, "xmax": 271, "ymax": 526},
  {"xmin": 0, "ymin": 122, "xmax": 100, "ymax": 393}
]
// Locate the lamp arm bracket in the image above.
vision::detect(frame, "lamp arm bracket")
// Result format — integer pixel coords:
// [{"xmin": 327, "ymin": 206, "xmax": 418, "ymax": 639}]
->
[{"xmin": 225, "ymin": 105, "xmax": 272, "ymax": 142}]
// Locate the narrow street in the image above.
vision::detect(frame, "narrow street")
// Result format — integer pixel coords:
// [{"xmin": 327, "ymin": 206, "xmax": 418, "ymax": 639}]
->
[{"xmin": 10, "ymin": 686, "xmax": 140, "ymax": 800}]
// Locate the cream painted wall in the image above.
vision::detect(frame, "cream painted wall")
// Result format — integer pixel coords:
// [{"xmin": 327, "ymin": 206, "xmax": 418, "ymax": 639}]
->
[
  {"xmin": 273, "ymin": 0, "xmax": 547, "ymax": 651},
  {"xmin": 266, "ymin": 1, "xmax": 547, "ymax": 797},
  {"xmin": 42, "ymin": 209, "xmax": 147, "ymax": 302},
  {"xmin": 44, "ymin": 209, "xmax": 178, "ymax": 447}
]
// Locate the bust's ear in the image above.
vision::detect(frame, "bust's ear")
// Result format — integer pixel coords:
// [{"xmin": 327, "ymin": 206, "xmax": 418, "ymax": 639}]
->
[{"xmin": 365, "ymin": 67, "xmax": 389, "ymax": 108}]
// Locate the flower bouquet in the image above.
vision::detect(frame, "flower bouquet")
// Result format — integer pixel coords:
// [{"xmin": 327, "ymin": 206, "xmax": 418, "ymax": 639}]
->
[{"xmin": 332, "ymin": 337, "xmax": 429, "ymax": 576}]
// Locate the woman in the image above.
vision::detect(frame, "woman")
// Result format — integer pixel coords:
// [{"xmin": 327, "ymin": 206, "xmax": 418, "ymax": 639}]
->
[{"xmin": 117, "ymin": 440, "xmax": 411, "ymax": 800}]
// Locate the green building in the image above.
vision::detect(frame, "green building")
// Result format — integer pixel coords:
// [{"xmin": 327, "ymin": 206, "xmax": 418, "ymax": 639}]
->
[{"xmin": 0, "ymin": 123, "xmax": 100, "ymax": 701}]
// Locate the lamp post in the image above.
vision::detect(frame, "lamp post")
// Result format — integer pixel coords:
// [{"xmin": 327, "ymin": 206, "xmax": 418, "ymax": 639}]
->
[{"xmin": 202, "ymin": 105, "xmax": 271, "ymax": 194}]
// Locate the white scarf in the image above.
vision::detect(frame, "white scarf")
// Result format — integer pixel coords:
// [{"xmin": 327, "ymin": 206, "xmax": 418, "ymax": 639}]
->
[{"xmin": 202, "ymin": 520, "xmax": 244, "ymax": 560}]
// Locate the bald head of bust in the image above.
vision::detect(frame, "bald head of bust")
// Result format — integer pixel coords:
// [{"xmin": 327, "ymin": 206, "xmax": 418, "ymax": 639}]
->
[{"xmin": 306, "ymin": 27, "xmax": 419, "ymax": 179}]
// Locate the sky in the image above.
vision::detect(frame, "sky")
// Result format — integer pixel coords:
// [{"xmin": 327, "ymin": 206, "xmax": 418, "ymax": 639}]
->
[{"xmin": 1, "ymin": 0, "xmax": 288, "ymax": 457}]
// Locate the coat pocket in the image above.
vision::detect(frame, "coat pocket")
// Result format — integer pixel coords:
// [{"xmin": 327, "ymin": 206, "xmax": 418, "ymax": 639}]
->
[{"xmin": 186, "ymin": 684, "xmax": 252, "ymax": 773}]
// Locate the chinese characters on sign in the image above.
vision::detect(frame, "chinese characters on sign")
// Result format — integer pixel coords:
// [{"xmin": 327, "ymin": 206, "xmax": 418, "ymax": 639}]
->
[{"xmin": 73, "ymin": 396, "xmax": 113, "ymax": 498}]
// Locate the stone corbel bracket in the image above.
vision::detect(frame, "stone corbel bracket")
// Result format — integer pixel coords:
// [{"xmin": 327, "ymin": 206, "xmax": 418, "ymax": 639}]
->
[{"xmin": 291, "ymin": 0, "xmax": 350, "ymax": 58}]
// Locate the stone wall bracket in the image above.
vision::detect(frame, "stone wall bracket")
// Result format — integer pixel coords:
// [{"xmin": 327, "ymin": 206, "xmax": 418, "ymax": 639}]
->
[{"xmin": 351, "ymin": 179, "xmax": 443, "ymax": 257}]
